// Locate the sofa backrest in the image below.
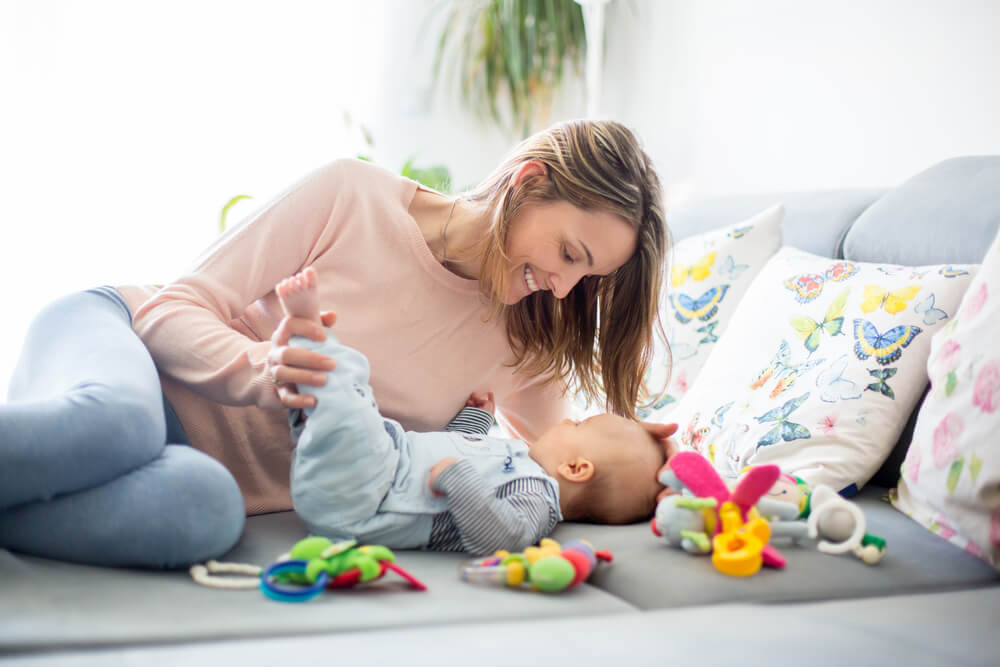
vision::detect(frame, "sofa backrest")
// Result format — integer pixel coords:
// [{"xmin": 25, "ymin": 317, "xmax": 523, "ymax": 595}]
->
[
  {"xmin": 668, "ymin": 189, "xmax": 884, "ymax": 258},
  {"xmin": 843, "ymin": 156, "xmax": 1000, "ymax": 266}
]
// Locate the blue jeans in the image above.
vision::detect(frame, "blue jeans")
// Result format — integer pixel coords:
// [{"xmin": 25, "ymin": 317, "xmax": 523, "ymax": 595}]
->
[{"xmin": 0, "ymin": 288, "xmax": 245, "ymax": 568}]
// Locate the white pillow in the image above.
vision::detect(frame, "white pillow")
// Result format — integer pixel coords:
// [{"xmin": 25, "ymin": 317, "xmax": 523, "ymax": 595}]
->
[
  {"xmin": 892, "ymin": 228, "xmax": 1000, "ymax": 568},
  {"xmin": 668, "ymin": 246, "xmax": 976, "ymax": 494},
  {"xmin": 637, "ymin": 204, "xmax": 784, "ymax": 419}
]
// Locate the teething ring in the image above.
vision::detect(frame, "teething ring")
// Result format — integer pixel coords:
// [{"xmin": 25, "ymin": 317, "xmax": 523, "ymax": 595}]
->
[
  {"xmin": 807, "ymin": 497, "xmax": 865, "ymax": 555},
  {"xmin": 260, "ymin": 559, "xmax": 329, "ymax": 602}
]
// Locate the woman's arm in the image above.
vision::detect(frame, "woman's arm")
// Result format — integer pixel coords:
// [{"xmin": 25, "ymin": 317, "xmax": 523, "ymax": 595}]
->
[
  {"xmin": 132, "ymin": 160, "xmax": 352, "ymax": 408},
  {"xmin": 495, "ymin": 374, "xmax": 572, "ymax": 445}
]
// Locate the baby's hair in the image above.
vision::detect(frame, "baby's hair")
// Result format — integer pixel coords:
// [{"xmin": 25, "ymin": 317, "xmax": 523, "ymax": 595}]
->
[{"xmin": 575, "ymin": 427, "xmax": 665, "ymax": 525}]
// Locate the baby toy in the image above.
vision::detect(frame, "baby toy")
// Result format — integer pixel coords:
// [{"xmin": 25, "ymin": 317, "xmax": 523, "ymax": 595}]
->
[
  {"xmin": 459, "ymin": 538, "xmax": 612, "ymax": 592},
  {"xmin": 747, "ymin": 470, "xmax": 886, "ymax": 565},
  {"xmin": 190, "ymin": 536, "xmax": 427, "ymax": 602},
  {"xmin": 803, "ymin": 485, "xmax": 886, "ymax": 564},
  {"xmin": 652, "ymin": 451, "xmax": 787, "ymax": 577}
]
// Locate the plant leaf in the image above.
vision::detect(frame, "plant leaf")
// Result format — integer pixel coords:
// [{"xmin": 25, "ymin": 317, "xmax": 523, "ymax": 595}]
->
[
  {"xmin": 945, "ymin": 370, "xmax": 958, "ymax": 396},
  {"xmin": 946, "ymin": 457, "xmax": 964, "ymax": 495},
  {"xmin": 219, "ymin": 195, "xmax": 252, "ymax": 233},
  {"xmin": 969, "ymin": 453, "xmax": 983, "ymax": 484}
]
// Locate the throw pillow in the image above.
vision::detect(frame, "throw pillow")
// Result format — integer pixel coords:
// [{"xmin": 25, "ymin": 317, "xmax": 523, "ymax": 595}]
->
[
  {"xmin": 638, "ymin": 204, "xmax": 784, "ymax": 418},
  {"xmin": 891, "ymin": 227, "xmax": 1000, "ymax": 568},
  {"xmin": 667, "ymin": 246, "xmax": 976, "ymax": 494}
]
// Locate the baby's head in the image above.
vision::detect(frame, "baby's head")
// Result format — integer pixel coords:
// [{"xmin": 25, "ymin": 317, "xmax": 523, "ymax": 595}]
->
[{"xmin": 530, "ymin": 414, "xmax": 667, "ymax": 524}]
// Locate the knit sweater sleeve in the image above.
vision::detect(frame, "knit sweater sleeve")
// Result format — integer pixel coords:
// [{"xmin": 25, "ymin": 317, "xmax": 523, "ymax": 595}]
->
[{"xmin": 131, "ymin": 161, "xmax": 353, "ymax": 408}]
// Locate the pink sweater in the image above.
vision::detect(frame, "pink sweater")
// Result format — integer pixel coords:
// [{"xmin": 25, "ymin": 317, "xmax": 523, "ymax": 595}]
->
[{"xmin": 118, "ymin": 159, "xmax": 570, "ymax": 515}]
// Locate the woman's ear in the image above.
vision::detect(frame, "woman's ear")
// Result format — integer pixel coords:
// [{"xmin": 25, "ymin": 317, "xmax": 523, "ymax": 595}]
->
[
  {"xmin": 557, "ymin": 458, "xmax": 595, "ymax": 483},
  {"xmin": 511, "ymin": 159, "xmax": 548, "ymax": 186}
]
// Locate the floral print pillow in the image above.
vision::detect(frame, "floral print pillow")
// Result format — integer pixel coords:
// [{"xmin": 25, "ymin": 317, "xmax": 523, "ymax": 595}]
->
[
  {"xmin": 666, "ymin": 246, "xmax": 976, "ymax": 495},
  {"xmin": 892, "ymin": 228, "xmax": 1000, "ymax": 569}
]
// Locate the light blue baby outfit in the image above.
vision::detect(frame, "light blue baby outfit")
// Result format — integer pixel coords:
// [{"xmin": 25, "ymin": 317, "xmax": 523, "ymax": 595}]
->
[{"xmin": 289, "ymin": 330, "xmax": 561, "ymax": 553}]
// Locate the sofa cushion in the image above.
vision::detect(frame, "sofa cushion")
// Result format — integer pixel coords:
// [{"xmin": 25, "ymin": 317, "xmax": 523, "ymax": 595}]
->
[
  {"xmin": 843, "ymin": 156, "xmax": 1000, "ymax": 266},
  {"xmin": 669, "ymin": 189, "xmax": 883, "ymax": 258},
  {"xmin": 892, "ymin": 226, "xmax": 1000, "ymax": 569},
  {"xmin": 552, "ymin": 486, "xmax": 1000, "ymax": 611},
  {"xmin": 0, "ymin": 512, "xmax": 635, "ymax": 652},
  {"xmin": 663, "ymin": 246, "xmax": 975, "ymax": 493}
]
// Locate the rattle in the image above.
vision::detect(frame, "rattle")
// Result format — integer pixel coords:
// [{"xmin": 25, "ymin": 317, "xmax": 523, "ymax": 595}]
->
[{"xmin": 459, "ymin": 538, "xmax": 612, "ymax": 592}]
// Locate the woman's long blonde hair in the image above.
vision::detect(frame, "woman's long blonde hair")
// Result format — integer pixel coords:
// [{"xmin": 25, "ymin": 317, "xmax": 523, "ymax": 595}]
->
[{"xmin": 465, "ymin": 120, "xmax": 670, "ymax": 418}]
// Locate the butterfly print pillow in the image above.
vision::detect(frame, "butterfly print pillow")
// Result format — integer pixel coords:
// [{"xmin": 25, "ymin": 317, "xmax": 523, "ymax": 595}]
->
[
  {"xmin": 638, "ymin": 204, "xmax": 784, "ymax": 419},
  {"xmin": 667, "ymin": 246, "xmax": 976, "ymax": 494}
]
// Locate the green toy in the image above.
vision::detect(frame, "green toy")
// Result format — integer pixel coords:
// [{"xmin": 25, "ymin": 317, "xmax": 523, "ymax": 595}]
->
[{"xmin": 189, "ymin": 536, "xmax": 426, "ymax": 601}]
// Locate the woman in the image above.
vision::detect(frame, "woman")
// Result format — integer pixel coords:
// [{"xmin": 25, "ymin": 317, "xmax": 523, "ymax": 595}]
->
[{"xmin": 0, "ymin": 120, "xmax": 670, "ymax": 568}]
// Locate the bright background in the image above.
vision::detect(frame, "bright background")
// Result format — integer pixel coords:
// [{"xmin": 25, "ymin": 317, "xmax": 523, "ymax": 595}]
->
[{"xmin": 2, "ymin": 0, "xmax": 999, "ymax": 398}]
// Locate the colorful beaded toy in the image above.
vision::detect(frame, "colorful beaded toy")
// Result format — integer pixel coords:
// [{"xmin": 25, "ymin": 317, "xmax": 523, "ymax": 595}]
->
[
  {"xmin": 190, "ymin": 536, "xmax": 426, "ymax": 602},
  {"xmin": 459, "ymin": 538, "xmax": 612, "ymax": 593}
]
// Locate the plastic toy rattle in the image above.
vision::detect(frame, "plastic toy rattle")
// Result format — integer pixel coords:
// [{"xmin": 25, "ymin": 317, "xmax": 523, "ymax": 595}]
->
[
  {"xmin": 459, "ymin": 538, "xmax": 612, "ymax": 592},
  {"xmin": 805, "ymin": 485, "xmax": 886, "ymax": 564},
  {"xmin": 732, "ymin": 470, "xmax": 887, "ymax": 565},
  {"xmin": 190, "ymin": 536, "xmax": 426, "ymax": 602},
  {"xmin": 651, "ymin": 451, "xmax": 786, "ymax": 576}
]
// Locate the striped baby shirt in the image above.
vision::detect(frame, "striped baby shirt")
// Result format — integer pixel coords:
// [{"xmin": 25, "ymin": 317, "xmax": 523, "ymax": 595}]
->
[{"xmin": 427, "ymin": 407, "xmax": 561, "ymax": 555}]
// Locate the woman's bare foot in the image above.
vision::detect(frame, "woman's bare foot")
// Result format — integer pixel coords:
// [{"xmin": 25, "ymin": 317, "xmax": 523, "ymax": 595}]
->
[{"xmin": 276, "ymin": 267, "xmax": 321, "ymax": 325}]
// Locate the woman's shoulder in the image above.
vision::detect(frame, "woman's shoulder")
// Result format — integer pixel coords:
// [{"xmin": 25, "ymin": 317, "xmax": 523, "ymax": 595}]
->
[{"xmin": 317, "ymin": 157, "xmax": 410, "ymax": 192}]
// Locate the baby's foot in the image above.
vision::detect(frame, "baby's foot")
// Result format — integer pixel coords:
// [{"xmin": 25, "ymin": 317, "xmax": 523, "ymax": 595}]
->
[{"xmin": 276, "ymin": 267, "xmax": 321, "ymax": 324}]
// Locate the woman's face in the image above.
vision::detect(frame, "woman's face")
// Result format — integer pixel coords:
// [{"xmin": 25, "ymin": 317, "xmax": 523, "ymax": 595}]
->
[{"xmin": 501, "ymin": 199, "xmax": 637, "ymax": 305}]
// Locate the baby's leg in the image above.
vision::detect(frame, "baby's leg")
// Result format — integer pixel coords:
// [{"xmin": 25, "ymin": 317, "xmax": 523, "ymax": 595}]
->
[
  {"xmin": 276, "ymin": 267, "xmax": 321, "ymax": 325},
  {"xmin": 289, "ymin": 331, "xmax": 400, "ymax": 535}
]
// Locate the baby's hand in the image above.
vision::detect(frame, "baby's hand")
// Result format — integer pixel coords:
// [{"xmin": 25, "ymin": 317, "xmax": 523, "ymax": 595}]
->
[
  {"xmin": 429, "ymin": 457, "xmax": 459, "ymax": 496},
  {"xmin": 466, "ymin": 391, "xmax": 495, "ymax": 414}
]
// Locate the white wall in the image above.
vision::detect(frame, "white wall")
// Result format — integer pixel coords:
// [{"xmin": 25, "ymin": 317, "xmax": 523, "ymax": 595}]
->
[
  {"xmin": 602, "ymin": 0, "xmax": 1000, "ymax": 199},
  {"xmin": 372, "ymin": 0, "xmax": 1000, "ymax": 201},
  {"xmin": 3, "ymin": 1, "xmax": 998, "ymax": 396}
]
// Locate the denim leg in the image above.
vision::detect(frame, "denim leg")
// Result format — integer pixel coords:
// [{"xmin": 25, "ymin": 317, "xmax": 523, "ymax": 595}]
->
[
  {"xmin": 0, "ymin": 288, "xmax": 244, "ymax": 567},
  {"xmin": 2, "ymin": 288, "xmax": 166, "ymax": 508},
  {"xmin": 0, "ymin": 444, "xmax": 245, "ymax": 568}
]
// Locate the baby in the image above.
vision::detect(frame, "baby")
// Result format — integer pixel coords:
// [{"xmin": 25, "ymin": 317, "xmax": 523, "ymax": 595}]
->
[{"xmin": 277, "ymin": 268, "xmax": 670, "ymax": 556}]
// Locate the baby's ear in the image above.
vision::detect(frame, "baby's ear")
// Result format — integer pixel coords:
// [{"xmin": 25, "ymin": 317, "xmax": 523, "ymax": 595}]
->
[{"xmin": 557, "ymin": 458, "xmax": 595, "ymax": 483}]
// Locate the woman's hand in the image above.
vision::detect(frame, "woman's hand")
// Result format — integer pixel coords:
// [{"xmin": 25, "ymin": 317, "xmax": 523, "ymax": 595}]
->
[
  {"xmin": 266, "ymin": 310, "xmax": 338, "ymax": 410},
  {"xmin": 641, "ymin": 422, "xmax": 681, "ymax": 503}
]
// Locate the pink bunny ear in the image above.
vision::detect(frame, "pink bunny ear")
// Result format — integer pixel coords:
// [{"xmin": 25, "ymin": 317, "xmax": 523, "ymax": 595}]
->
[
  {"xmin": 731, "ymin": 465, "xmax": 781, "ymax": 512},
  {"xmin": 669, "ymin": 451, "xmax": 730, "ymax": 504}
]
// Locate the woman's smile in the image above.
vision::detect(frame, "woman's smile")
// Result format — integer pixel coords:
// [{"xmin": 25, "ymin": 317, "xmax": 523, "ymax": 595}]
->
[{"xmin": 524, "ymin": 264, "xmax": 541, "ymax": 294}]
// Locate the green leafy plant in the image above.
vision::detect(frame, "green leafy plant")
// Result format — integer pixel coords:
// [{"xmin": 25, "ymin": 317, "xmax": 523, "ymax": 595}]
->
[
  {"xmin": 433, "ymin": 0, "xmax": 586, "ymax": 138},
  {"xmin": 400, "ymin": 158, "xmax": 452, "ymax": 193}
]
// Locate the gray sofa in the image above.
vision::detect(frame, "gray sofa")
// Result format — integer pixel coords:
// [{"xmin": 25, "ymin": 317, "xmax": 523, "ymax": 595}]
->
[{"xmin": 2, "ymin": 157, "xmax": 999, "ymax": 667}]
